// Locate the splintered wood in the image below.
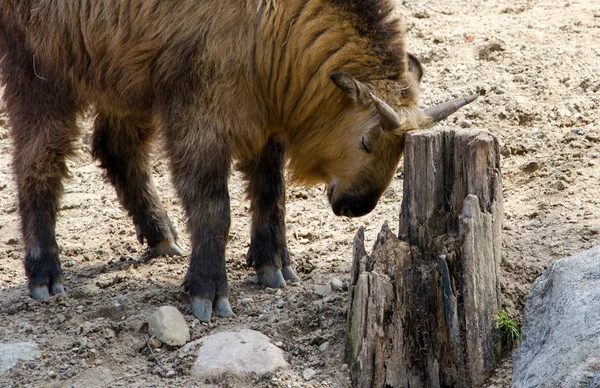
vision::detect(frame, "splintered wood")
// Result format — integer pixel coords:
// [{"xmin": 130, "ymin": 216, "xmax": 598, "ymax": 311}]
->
[{"xmin": 346, "ymin": 129, "xmax": 504, "ymax": 388}]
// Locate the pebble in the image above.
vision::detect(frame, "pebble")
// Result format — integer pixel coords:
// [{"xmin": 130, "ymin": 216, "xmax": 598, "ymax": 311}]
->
[
  {"xmin": 48, "ymin": 370, "xmax": 57, "ymax": 378},
  {"xmin": 330, "ymin": 278, "xmax": 343, "ymax": 292},
  {"xmin": 460, "ymin": 119, "xmax": 472, "ymax": 128},
  {"xmin": 239, "ymin": 298, "xmax": 254, "ymax": 306},
  {"xmin": 165, "ymin": 370, "xmax": 176, "ymax": 378},
  {"xmin": 148, "ymin": 306, "xmax": 190, "ymax": 347},
  {"xmin": 571, "ymin": 127, "xmax": 584, "ymax": 135},
  {"xmin": 303, "ymin": 368, "xmax": 317, "ymax": 381},
  {"xmin": 276, "ymin": 300, "xmax": 285, "ymax": 309},
  {"xmin": 314, "ymin": 284, "xmax": 331, "ymax": 297},
  {"xmin": 148, "ymin": 337, "xmax": 162, "ymax": 348},
  {"xmin": 318, "ymin": 342, "xmax": 330, "ymax": 352}
]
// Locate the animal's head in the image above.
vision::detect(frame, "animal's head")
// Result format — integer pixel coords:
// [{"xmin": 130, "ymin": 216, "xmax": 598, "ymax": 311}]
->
[{"xmin": 309, "ymin": 55, "xmax": 477, "ymax": 217}]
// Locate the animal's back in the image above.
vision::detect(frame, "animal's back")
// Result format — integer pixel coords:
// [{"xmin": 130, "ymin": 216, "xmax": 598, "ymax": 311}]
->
[{"xmin": 0, "ymin": 0, "xmax": 257, "ymax": 114}]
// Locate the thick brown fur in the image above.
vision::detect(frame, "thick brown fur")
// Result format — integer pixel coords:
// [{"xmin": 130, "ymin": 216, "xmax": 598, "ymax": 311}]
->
[{"xmin": 0, "ymin": 0, "xmax": 424, "ymax": 319}]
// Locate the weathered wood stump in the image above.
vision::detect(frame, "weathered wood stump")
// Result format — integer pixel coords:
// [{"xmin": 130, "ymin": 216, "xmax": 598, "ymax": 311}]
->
[{"xmin": 346, "ymin": 128, "xmax": 504, "ymax": 388}]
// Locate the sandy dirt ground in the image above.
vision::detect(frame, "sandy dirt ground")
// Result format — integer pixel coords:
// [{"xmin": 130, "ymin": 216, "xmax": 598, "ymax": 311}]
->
[{"xmin": 1, "ymin": 0, "xmax": 599, "ymax": 387}]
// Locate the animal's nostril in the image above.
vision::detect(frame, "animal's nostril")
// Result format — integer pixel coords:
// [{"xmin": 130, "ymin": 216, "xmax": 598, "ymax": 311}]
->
[{"xmin": 341, "ymin": 208, "xmax": 354, "ymax": 217}]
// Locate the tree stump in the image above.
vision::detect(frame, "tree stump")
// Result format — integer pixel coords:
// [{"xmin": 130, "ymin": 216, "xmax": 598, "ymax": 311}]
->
[{"xmin": 346, "ymin": 128, "xmax": 504, "ymax": 388}]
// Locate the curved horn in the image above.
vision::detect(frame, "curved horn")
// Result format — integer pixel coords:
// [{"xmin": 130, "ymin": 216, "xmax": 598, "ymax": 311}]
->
[
  {"xmin": 370, "ymin": 93, "xmax": 401, "ymax": 131},
  {"xmin": 423, "ymin": 94, "xmax": 479, "ymax": 123}
]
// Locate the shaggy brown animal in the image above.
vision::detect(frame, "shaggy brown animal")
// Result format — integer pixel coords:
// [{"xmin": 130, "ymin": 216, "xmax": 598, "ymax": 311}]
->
[{"xmin": 0, "ymin": 0, "xmax": 475, "ymax": 321}]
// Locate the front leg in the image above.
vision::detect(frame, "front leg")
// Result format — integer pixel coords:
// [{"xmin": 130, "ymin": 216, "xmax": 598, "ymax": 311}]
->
[
  {"xmin": 239, "ymin": 139, "xmax": 300, "ymax": 288},
  {"xmin": 162, "ymin": 115, "xmax": 233, "ymax": 322}
]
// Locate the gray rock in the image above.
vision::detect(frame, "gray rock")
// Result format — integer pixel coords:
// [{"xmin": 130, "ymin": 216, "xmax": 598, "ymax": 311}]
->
[
  {"xmin": 165, "ymin": 370, "xmax": 176, "ymax": 378},
  {"xmin": 513, "ymin": 245, "xmax": 600, "ymax": 388},
  {"xmin": 148, "ymin": 306, "xmax": 190, "ymax": 347},
  {"xmin": 330, "ymin": 278, "xmax": 343, "ymax": 292},
  {"xmin": 460, "ymin": 119, "xmax": 472, "ymax": 128},
  {"xmin": 191, "ymin": 329, "xmax": 288, "ymax": 380},
  {"xmin": 303, "ymin": 368, "xmax": 317, "ymax": 381},
  {"xmin": 0, "ymin": 342, "xmax": 41, "ymax": 374},
  {"xmin": 314, "ymin": 284, "xmax": 331, "ymax": 297},
  {"xmin": 318, "ymin": 341, "xmax": 330, "ymax": 352}
]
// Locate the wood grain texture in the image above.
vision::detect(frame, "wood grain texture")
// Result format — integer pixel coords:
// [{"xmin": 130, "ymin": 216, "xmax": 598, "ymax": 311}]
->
[{"xmin": 346, "ymin": 128, "xmax": 504, "ymax": 388}]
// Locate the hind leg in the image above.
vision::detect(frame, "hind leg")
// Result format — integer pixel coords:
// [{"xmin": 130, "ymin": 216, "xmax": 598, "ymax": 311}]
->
[
  {"xmin": 91, "ymin": 114, "xmax": 182, "ymax": 257},
  {"xmin": 239, "ymin": 139, "xmax": 300, "ymax": 288},
  {"xmin": 3, "ymin": 71, "xmax": 79, "ymax": 300}
]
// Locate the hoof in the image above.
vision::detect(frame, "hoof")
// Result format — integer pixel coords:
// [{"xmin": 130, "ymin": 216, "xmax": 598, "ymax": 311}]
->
[
  {"xmin": 51, "ymin": 283, "xmax": 65, "ymax": 295},
  {"xmin": 282, "ymin": 266, "xmax": 301, "ymax": 283},
  {"xmin": 257, "ymin": 268, "xmax": 286, "ymax": 288},
  {"xmin": 190, "ymin": 296, "xmax": 234, "ymax": 322},
  {"xmin": 31, "ymin": 282, "xmax": 66, "ymax": 301},
  {"xmin": 214, "ymin": 297, "xmax": 233, "ymax": 317},
  {"xmin": 191, "ymin": 297, "xmax": 212, "ymax": 322},
  {"xmin": 149, "ymin": 240, "xmax": 184, "ymax": 257},
  {"xmin": 31, "ymin": 286, "xmax": 50, "ymax": 301}
]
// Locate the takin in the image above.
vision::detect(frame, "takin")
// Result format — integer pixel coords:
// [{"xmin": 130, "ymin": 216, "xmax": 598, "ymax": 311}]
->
[{"xmin": 0, "ymin": 0, "xmax": 476, "ymax": 321}]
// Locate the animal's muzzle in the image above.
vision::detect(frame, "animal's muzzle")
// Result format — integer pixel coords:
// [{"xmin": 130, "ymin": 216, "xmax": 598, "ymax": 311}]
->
[{"xmin": 329, "ymin": 187, "xmax": 378, "ymax": 218}]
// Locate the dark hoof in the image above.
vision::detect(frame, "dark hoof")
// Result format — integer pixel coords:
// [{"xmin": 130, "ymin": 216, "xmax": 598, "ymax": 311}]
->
[
  {"xmin": 191, "ymin": 298, "xmax": 212, "ymax": 322},
  {"xmin": 282, "ymin": 266, "xmax": 301, "ymax": 282},
  {"xmin": 214, "ymin": 297, "xmax": 233, "ymax": 317},
  {"xmin": 31, "ymin": 286, "xmax": 50, "ymax": 301},
  {"xmin": 257, "ymin": 268, "xmax": 286, "ymax": 288},
  {"xmin": 31, "ymin": 282, "xmax": 66, "ymax": 301},
  {"xmin": 51, "ymin": 283, "xmax": 65, "ymax": 295},
  {"xmin": 190, "ymin": 296, "xmax": 233, "ymax": 322},
  {"xmin": 149, "ymin": 240, "xmax": 184, "ymax": 257}
]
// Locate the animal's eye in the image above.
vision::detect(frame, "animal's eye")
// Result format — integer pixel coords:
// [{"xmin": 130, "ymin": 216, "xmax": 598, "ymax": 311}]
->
[{"xmin": 360, "ymin": 137, "xmax": 371, "ymax": 154}]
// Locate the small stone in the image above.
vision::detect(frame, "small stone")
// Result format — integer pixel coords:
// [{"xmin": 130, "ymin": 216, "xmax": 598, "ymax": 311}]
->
[
  {"xmin": 314, "ymin": 284, "xmax": 331, "ymax": 297},
  {"xmin": 275, "ymin": 289, "xmax": 283, "ymax": 297},
  {"xmin": 330, "ymin": 278, "xmax": 343, "ymax": 292},
  {"xmin": 460, "ymin": 119, "xmax": 472, "ymax": 128},
  {"xmin": 276, "ymin": 300, "xmax": 285, "ymax": 309},
  {"xmin": 148, "ymin": 337, "xmax": 162, "ymax": 348},
  {"xmin": 239, "ymin": 298, "xmax": 254, "ymax": 306},
  {"xmin": 94, "ymin": 359, "xmax": 102, "ymax": 366},
  {"xmin": 48, "ymin": 370, "xmax": 57, "ymax": 378},
  {"xmin": 148, "ymin": 306, "xmax": 190, "ymax": 347},
  {"xmin": 571, "ymin": 127, "xmax": 584, "ymax": 135},
  {"xmin": 165, "ymin": 370, "xmax": 176, "ymax": 378},
  {"xmin": 318, "ymin": 342, "xmax": 330, "ymax": 352},
  {"xmin": 274, "ymin": 341, "xmax": 284, "ymax": 347},
  {"xmin": 70, "ymin": 359, "xmax": 76, "ymax": 365},
  {"xmin": 303, "ymin": 368, "xmax": 317, "ymax": 381},
  {"xmin": 513, "ymin": 74, "xmax": 525, "ymax": 82}
]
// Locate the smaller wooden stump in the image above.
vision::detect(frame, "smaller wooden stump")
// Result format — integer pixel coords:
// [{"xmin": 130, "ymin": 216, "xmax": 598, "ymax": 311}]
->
[{"xmin": 346, "ymin": 129, "xmax": 504, "ymax": 388}]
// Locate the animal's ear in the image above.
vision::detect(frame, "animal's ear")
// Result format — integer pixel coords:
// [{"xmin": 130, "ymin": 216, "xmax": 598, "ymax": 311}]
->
[
  {"xmin": 330, "ymin": 71, "xmax": 371, "ymax": 105},
  {"xmin": 407, "ymin": 53, "xmax": 423, "ymax": 83}
]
